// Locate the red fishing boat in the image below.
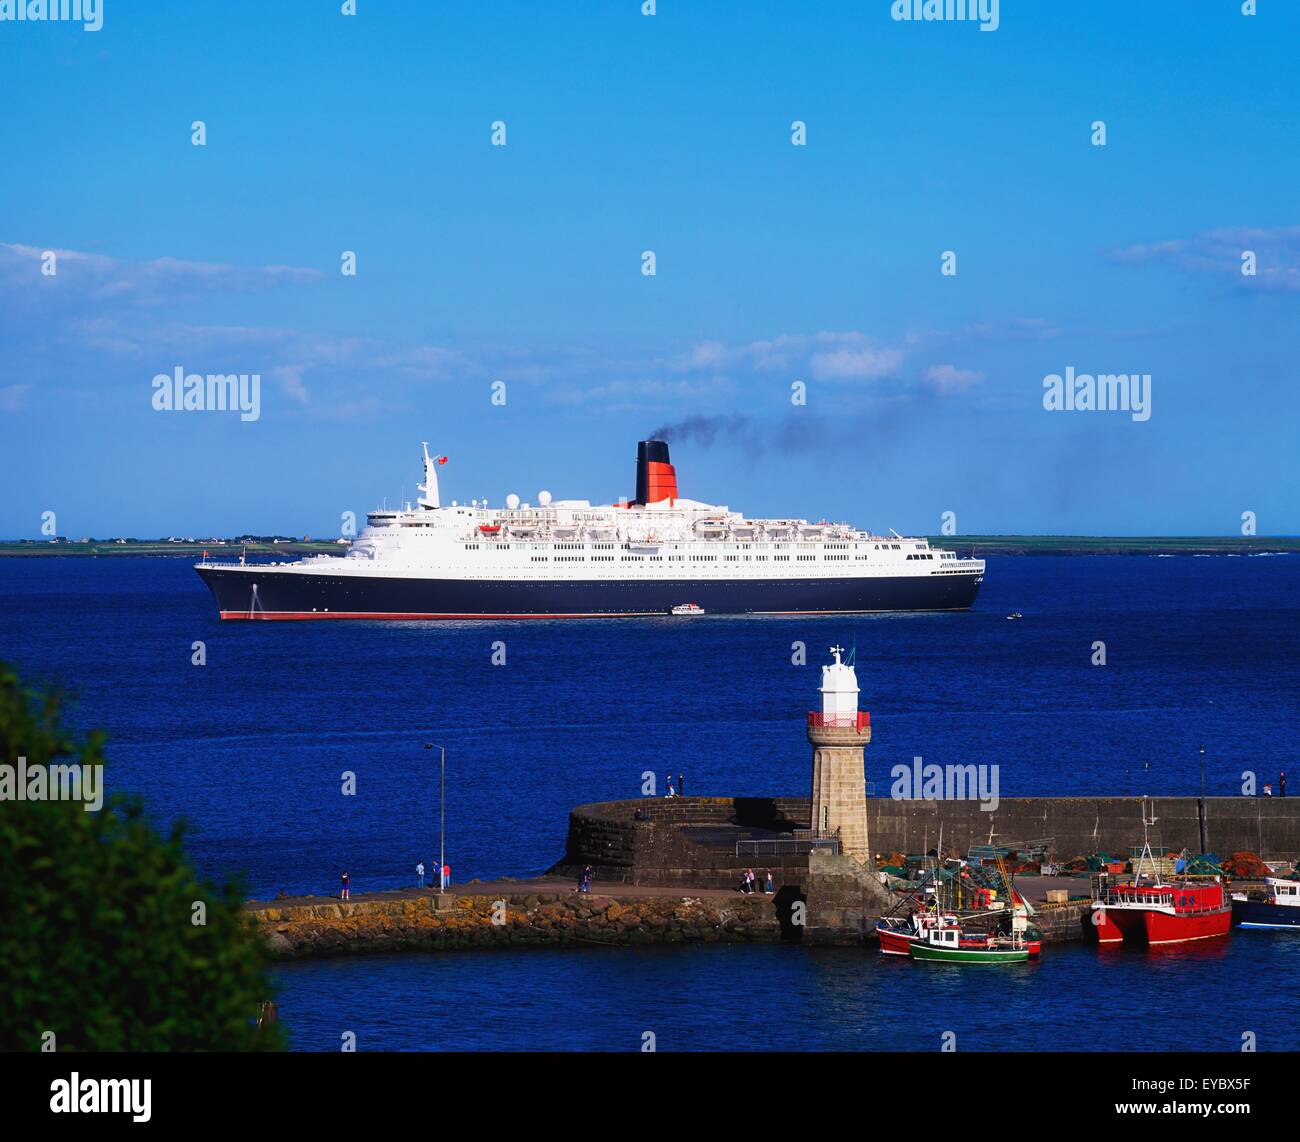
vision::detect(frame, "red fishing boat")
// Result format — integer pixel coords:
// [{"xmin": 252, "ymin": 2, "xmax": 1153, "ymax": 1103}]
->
[
  {"xmin": 1089, "ymin": 822, "xmax": 1231, "ymax": 946},
  {"xmin": 1091, "ymin": 880, "xmax": 1230, "ymax": 945}
]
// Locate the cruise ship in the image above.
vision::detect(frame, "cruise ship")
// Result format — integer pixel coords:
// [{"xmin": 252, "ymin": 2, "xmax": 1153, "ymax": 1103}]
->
[{"xmin": 195, "ymin": 440, "xmax": 985, "ymax": 619}]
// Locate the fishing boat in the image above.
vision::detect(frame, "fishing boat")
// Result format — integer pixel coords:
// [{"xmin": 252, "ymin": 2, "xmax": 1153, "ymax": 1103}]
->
[
  {"xmin": 879, "ymin": 911, "xmax": 1041, "ymax": 958},
  {"xmin": 1231, "ymin": 877, "xmax": 1300, "ymax": 929},
  {"xmin": 908, "ymin": 918, "xmax": 1033, "ymax": 964},
  {"xmin": 1089, "ymin": 814, "xmax": 1231, "ymax": 946},
  {"xmin": 879, "ymin": 842, "xmax": 1043, "ymax": 957}
]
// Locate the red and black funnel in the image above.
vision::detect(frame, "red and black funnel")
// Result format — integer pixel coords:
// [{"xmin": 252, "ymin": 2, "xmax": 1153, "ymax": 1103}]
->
[{"xmin": 635, "ymin": 439, "xmax": 678, "ymax": 505}]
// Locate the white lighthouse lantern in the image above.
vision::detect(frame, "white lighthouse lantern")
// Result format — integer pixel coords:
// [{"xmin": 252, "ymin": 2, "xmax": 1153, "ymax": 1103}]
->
[{"xmin": 819, "ymin": 644, "xmax": 859, "ymax": 723}]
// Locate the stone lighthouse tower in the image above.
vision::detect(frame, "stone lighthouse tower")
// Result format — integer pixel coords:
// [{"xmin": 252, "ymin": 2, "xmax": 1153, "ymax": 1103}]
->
[{"xmin": 807, "ymin": 645, "xmax": 872, "ymax": 864}]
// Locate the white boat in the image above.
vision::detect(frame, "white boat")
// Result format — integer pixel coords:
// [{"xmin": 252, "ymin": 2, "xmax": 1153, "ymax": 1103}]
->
[
  {"xmin": 670, "ymin": 603, "xmax": 705, "ymax": 616},
  {"xmin": 1232, "ymin": 876, "xmax": 1300, "ymax": 929},
  {"xmin": 693, "ymin": 518, "xmax": 728, "ymax": 536}
]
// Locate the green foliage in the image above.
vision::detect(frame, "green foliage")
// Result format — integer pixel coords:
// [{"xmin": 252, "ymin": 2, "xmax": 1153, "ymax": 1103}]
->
[{"xmin": 0, "ymin": 661, "xmax": 283, "ymax": 1050}]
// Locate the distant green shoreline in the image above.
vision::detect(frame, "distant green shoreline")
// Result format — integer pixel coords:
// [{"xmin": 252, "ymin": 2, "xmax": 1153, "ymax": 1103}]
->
[
  {"xmin": 0, "ymin": 541, "xmax": 342, "ymax": 558},
  {"xmin": 0, "ymin": 536, "xmax": 1295, "ymax": 557},
  {"xmin": 927, "ymin": 535, "xmax": 1299, "ymax": 556}
]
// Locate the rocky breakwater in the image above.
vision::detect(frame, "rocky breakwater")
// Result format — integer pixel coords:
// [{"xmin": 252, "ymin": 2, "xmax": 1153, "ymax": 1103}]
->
[{"xmin": 247, "ymin": 890, "xmax": 785, "ymax": 960}]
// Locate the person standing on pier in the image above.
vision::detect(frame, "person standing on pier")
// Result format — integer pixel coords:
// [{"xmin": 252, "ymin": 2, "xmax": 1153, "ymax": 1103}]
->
[
  {"xmin": 666, "ymin": 774, "xmax": 676, "ymax": 798},
  {"xmin": 441, "ymin": 862, "xmax": 451, "ymax": 890},
  {"xmin": 417, "ymin": 861, "xmax": 425, "ymax": 888},
  {"xmin": 1282, "ymin": 771, "xmax": 1288, "ymax": 798},
  {"xmin": 678, "ymin": 773, "xmax": 685, "ymax": 797},
  {"xmin": 764, "ymin": 870, "xmax": 774, "ymax": 894},
  {"xmin": 340, "ymin": 871, "xmax": 350, "ymax": 901}
]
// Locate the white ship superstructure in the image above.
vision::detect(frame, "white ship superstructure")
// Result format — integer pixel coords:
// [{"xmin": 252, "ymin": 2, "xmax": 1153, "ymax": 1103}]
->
[{"xmin": 196, "ymin": 439, "xmax": 985, "ymax": 619}]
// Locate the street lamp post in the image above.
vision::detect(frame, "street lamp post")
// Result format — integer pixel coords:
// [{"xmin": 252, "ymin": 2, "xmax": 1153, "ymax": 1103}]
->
[
  {"xmin": 1198, "ymin": 744, "xmax": 1207, "ymax": 855},
  {"xmin": 424, "ymin": 743, "xmax": 446, "ymax": 895}
]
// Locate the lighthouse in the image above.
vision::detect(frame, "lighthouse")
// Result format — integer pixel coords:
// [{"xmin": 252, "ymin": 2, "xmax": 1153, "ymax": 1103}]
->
[{"xmin": 807, "ymin": 645, "xmax": 872, "ymax": 864}]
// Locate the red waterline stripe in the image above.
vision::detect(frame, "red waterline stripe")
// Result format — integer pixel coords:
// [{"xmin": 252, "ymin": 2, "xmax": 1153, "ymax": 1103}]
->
[{"xmin": 219, "ymin": 610, "xmax": 667, "ymax": 620}]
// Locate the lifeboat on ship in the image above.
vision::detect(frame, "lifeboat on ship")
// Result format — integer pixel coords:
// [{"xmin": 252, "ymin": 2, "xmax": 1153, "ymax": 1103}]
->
[{"xmin": 477, "ymin": 524, "xmax": 502, "ymax": 535}]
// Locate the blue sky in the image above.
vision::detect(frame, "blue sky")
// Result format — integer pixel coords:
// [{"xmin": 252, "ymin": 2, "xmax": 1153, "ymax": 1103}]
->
[{"xmin": 1, "ymin": 0, "xmax": 1297, "ymax": 538}]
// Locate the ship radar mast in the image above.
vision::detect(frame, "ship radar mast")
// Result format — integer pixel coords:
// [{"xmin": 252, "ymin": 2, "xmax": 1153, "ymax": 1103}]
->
[{"xmin": 418, "ymin": 442, "xmax": 442, "ymax": 509}]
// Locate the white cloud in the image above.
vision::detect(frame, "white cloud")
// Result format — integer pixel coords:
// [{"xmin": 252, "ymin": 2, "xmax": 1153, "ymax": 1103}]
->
[
  {"xmin": 673, "ymin": 331, "xmax": 906, "ymax": 383},
  {"xmin": 0, "ymin": 241, "xmax": 323, "ymax": 305},
  {"xmin": 270, "ymin": 364, "xmax": 310, "ymax": 404},
  {"xmin": 924, "ymin": 363, "xmax": 984, "ymax": 391},
  {"xmin": 1107, "ymin": 226, "xmax": 1300, "ymax": 292},
  {"xmin": 810, "ymin": 345, "xmax": 903, "ymax": 381}
]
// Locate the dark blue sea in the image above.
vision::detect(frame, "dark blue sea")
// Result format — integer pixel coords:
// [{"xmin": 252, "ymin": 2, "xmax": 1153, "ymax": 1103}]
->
[{"xmin": 3, "ymin": 553, "xmax": 1298, "ymax": 1050}]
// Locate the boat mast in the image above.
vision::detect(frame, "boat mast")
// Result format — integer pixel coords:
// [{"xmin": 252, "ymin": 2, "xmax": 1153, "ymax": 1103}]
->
[{"xmin": 1134, "ymin": 798, "xmax": 1158, "ymax": 882}]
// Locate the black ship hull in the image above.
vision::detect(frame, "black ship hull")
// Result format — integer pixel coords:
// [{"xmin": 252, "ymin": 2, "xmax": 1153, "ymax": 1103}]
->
[{"xmin": 196, "ymin": 565, "xmax": 983, "ymax": 619}]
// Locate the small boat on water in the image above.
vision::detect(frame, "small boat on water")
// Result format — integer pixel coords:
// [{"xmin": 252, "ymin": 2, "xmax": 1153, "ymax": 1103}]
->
[
  {"xmin": 1232, "ymin": 877, "xmax": 1300, "ymax": 929},
  {"xmin": 669, "ymin": 602, "xmax": 705, "ymax": 616},
  {"xmin": 908, "ymin": 918, "xmax": 1033, "ymax": 964},
  {"xmin": 1006, "ymin": 611, "xmax": 1023, "ymax": 620},
  {"xmin": 878, "ymin": 911, "xmax": 1041, "ymax": 958}
]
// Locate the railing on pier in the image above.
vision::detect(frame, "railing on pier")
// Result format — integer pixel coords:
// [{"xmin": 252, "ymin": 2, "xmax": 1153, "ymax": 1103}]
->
[
  {"xmin": 736, "ymin": 828, "xmax": 841, "ymax": 857},
  {"xmin": 806, "ymin": 711, "xmax": 870, "ymax": 731}
]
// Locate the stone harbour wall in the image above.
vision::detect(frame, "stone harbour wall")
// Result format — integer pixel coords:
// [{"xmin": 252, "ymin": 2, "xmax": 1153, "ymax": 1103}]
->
[
  {"xmin": 557, "ymin": 796, "xmax": 1300, "ymax": 888},
  {"xmin": 552, "ymin": 796, "xmax": 811, "ymax": 889},
  {"xmin": 248, "ymin": 891, "xmax": 788, "ymax": 960}
]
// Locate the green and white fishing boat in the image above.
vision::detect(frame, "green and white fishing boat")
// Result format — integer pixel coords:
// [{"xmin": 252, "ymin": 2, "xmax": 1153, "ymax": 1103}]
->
[{"xmin": 907, "ymin": 918, "xmax": 1032, "ymax": 964}]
